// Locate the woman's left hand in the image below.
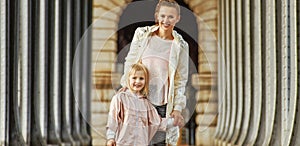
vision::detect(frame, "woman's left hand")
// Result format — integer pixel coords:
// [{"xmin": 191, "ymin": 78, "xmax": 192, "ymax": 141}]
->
[{"xmin": 170, "ymin": 110, "xmax": 184, "ymax": 128}]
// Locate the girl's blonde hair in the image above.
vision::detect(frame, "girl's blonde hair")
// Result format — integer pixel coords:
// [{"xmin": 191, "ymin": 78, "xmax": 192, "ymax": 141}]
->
[
  {"xmin": 155, "ymin": 0, "xmax": 180, "ymax": 23},
  {"xmin": 126, "ymin": 63, "xmax": 149, "ymax": 97}
]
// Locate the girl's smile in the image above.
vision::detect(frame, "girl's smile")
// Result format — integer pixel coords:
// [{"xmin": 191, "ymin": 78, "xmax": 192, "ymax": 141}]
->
[{"xmin": 129, "ymin": 70, "xmax": 146, "ymax": 94}]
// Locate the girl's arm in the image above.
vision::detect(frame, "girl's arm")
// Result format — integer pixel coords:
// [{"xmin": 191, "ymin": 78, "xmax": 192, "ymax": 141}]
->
[
  {"xmin": 106, "ymin": 138, "xmax": 116, "ymax": 146},
  {"xmin": 159, "ymin": 117, "xmax": 175, "ymax": 131},
  {"xmin": 106, "ymin": 129, "xmax": 116, "ymax": 141},
  {"xmin": 106, "ymin": 129, "xmax": 116, "ymax": 146},
  {"xmin": 106, "ymin": 94, "xmax": 123, "ymax": 142},
  {"xmin": 167, "ymin": 118, "xmax": 175, "ymax": 129}
]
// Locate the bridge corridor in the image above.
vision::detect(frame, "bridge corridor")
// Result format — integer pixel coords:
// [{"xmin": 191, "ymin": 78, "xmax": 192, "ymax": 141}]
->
[{"xmin": 1, "ymin": 0, "xmax": 300, "ymax": 146}]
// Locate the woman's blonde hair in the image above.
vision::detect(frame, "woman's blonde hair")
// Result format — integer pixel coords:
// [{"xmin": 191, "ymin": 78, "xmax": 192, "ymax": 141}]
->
[
  {"xmin": 155, "ymin": 0, "xmax": 180, "ymax": 23},
  {"xmin": 126, "ymin": 63, "xmax": 149, "ymax": 97}
]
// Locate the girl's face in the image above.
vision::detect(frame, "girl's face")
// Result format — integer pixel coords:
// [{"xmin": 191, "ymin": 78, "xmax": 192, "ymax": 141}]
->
[
  {"xmin": 156, "ymin": 6, "xmax": 180, "ymax": 32},
  {"xmin": 129, "ymin": 70, "xmax": 146, "ymax": 94}
]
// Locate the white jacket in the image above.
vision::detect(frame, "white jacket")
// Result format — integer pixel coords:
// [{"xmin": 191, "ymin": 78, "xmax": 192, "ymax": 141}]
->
[{"xmin": 120, "ymin": 25, "xmax": 189, "ymax": 117}]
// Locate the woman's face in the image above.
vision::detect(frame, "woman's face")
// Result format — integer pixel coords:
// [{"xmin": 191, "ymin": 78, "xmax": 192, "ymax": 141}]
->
[
  {"xmin": 129, "ymin": 70, "xmax": 146, "ymax": 94},
  {"xmin": 156, "ymin": 6, "xmax": 180, "ymax": 32}
]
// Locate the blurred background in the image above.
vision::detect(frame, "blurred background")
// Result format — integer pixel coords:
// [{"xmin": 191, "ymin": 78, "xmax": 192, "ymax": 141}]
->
[{"xmin": 0, "ymin": 0, "xmax": 299, "ymax": 145}]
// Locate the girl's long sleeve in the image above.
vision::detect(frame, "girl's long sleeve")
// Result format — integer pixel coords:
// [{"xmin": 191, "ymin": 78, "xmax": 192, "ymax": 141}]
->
[{"xmin": 106, "ymin": 94, "xmax": 123, "ymax": 136}]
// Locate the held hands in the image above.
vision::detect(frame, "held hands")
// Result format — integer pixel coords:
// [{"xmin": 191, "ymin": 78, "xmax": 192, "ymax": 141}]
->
[
  {"xmin": 166, "ymin": 125, "xmax": 180, "ymax": 146},
  {"xmin": 170, "ymin": 110, "xmax": 184, "ymax": 128},
  {"xmin": 106, "ymin": 139, "xmax": 116, "ymax": 146},
  {"xmin": 167, "ymin": 110, "xmax": 184, "ymax": 145},
  {"xmin": 166, "ymin": 118, "xmax": 180, "ymax": 146}
]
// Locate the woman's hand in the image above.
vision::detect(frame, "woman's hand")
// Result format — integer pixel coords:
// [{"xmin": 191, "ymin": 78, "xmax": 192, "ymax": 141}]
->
[
  {"xmin": 117, "ymin": 87, "xmax": 127, "ymax": 93},
  {"xmin": 170, "ymin": 110, "xmax": 184, "ymax": 128},
  {"xmin": 106, "ymin": 139, "xmax": 116, "ymax": 146}
]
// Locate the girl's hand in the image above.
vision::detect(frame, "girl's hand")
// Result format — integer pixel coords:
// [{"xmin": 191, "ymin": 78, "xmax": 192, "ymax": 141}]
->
[{"xmin": 106, "ymin": 139, "xmax": 116, "ymax": 146}]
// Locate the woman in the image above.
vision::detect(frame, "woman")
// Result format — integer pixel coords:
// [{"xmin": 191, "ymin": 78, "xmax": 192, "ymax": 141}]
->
[{"xmin": 120, "ymin": 0, "xmax": 189, "ymax": 145}]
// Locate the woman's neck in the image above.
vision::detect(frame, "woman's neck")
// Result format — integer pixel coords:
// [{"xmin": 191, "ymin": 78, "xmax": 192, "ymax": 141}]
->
[{"xmin": 156, "ymin": 29, "xmax": 173, "ymax": 40}]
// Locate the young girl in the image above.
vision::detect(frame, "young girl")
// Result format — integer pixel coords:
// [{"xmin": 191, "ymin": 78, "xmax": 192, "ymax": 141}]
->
[{"xmin": 106, "ymin": 63, "xmax": 178, "ymax": 146}]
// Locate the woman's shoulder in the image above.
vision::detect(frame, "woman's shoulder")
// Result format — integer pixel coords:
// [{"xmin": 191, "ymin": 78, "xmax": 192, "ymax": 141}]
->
[
  {"xmin": 173, "ymin": 30, "xmax": 189, "ymax": 48},
  {"xmin": 135, "ymin": 25, "xmax": 158, "ymax": 34}
]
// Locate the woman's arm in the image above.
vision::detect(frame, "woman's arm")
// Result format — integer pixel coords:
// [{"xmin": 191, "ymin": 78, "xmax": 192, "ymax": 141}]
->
[
  {"xmin": 120, "ymin": 27, "xmax": 143, "ymax": 87},
  {"xmin": 172, "ymin": 41, "xmax": 189, "ymax": 127},
  {"xmin": 174, "ymin": 41, "xmax": 189, "ymax": 110}
]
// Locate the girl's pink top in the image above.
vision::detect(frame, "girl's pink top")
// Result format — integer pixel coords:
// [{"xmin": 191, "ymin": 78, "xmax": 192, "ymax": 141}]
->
[{"xmin": 106, "ymin": 90, "xmax": 168, "ymax": 146}]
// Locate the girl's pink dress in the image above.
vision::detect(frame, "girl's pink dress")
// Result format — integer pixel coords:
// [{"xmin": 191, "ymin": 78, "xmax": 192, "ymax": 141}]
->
[{"xmin": 106, "ymin": 90, "xmax": 168, "ymax": 146}]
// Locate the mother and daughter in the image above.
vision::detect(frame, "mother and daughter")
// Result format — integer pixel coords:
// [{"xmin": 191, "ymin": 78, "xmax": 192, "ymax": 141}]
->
[{"xmin": 106, "ymin": 0, "xmax": 189, "ymax": 145}]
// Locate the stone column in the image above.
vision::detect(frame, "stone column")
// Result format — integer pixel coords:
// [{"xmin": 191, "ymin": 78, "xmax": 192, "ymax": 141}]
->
[
  {"xmin": 19, "ymin": 0, "xmax": 31, "ymax": 144},
  {"xmin": 29, "ymin": 1, "xmax": 49, "ymax": 145},
  {"xmin": 61, "ymin": 0, "xmax": 76, "ymax": 145},
  {"xmin": 0, "ymin": 0, "xmax": 8, "ymax": 144},
  {"xmin": 189, "ymin": 0, "xmax": 219, "ymax": 145},
  {"xmin": 47, "ymin": 0, "xmax": 63, "ymax": 144}
]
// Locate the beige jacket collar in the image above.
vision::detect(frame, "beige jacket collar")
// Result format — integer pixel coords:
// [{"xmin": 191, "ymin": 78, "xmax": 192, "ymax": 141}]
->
[{"xmin": 147, "ymin": 25, "xmax": 183, "ymax": 45}]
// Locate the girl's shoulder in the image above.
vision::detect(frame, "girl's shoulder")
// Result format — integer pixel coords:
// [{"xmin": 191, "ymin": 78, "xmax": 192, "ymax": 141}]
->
[
  {"xmin": 111, "ymin": 91, "xmax": 127, "ymax": 101},
  {"xmin": 114, "ymin": 89, "xmax": 134, "ymax": 100},
  {"xmin": 115, "ymin": 91, "xmax": 128, "ymax": 97}
]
